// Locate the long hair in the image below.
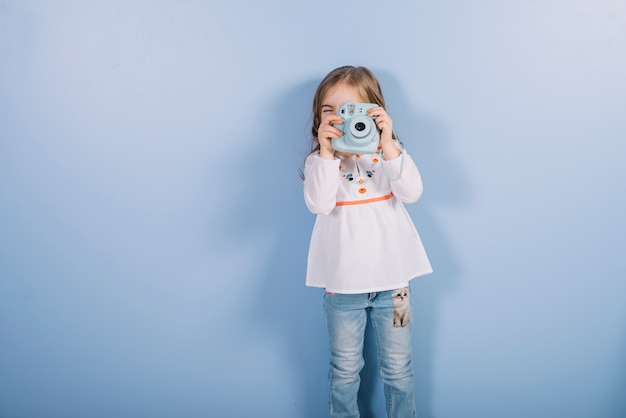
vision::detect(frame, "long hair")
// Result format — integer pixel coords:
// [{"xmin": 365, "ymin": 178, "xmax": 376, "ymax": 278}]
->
[{"xmin": 301, "ymin": 66, "xmax": 395, "ymax": 179}]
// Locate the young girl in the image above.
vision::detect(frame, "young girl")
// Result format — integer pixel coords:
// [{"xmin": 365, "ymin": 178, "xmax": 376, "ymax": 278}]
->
[{"xmin": 302, "ymin": 65, "xmax": 432, "ymax": 417}]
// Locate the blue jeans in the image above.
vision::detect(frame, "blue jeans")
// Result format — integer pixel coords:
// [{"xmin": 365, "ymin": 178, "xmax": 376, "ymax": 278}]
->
[{"xmin": 324, "ymin": 288, "xmax": 416, "ymax": 418}]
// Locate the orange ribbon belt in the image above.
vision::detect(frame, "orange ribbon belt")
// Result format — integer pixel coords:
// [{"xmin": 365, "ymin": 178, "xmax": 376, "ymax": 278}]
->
[{"xmin": 336, "ymin": 192, "xmax": 394, "ymax": 207}]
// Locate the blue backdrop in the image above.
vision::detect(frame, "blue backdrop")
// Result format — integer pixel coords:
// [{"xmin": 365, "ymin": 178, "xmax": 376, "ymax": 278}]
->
[{"xmin": 1, "ymin": 1, "xmax": 625, "ymax": 417}]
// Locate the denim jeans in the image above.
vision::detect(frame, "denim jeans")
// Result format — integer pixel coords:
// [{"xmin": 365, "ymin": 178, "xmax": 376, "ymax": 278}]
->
[{"xmin": 324, "ymin": 288, "xmax": 417, "ymax": 418}]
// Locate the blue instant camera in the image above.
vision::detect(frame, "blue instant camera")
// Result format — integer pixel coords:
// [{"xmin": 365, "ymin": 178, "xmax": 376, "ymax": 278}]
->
[{"xmin": 332, "ymin": 102, "xmax": 380, "ymax": 154}]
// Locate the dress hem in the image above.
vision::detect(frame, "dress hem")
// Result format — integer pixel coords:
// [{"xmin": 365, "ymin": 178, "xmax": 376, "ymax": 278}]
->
[{"xmin": 305, "ymin": 268, "xmax": 433, "ymax": 294}]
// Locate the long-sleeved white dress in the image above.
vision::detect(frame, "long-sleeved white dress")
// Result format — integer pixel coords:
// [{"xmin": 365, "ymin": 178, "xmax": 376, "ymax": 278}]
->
[{"xmin": 303, "ymin": 148, "xmax": 432, "ymax": 294}]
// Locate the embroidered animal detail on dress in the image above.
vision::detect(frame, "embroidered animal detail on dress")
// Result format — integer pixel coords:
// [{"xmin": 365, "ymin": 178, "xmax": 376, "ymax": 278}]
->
[
  {"xmin": 338, "ymin": 148, "xmax": 382, "ymax": 195},
  {"xmin": 392, "ymin": 287, "xmax": 411, "ymax": 327}
]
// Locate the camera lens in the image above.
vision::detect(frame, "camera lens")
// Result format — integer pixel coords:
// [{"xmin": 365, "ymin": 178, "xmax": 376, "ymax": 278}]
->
[{"xmin": 355, "ymin": 122, "xmax": 366, "ymax": 131}]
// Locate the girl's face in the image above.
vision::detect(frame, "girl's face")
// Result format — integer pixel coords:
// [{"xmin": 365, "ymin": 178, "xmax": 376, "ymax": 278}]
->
[{"xmin": 321, "ymin": 82, "xmax": 364, "ymax": 117}]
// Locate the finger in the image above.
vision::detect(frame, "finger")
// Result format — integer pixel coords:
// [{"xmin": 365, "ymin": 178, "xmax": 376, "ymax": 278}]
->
[
  {"xmin": 368, "ymin": 107, "xmax": 386, "ymax": 117},
  {"xmin": 319, "ymin": 126, "xmax": 343, "ymax": 140},
  {"xmin": 331, "ymin": 127, "xmax": 344, "ymax": 137},
  {"xmin": 319, "ymin": 117, "xmax": 343, "ymax": 138},
  {"xmin": 373, "ymin": 114, "xmax": 390, "ymax": 125},
  {"xmin": 377, "ymin": 120, "xmax": 392, "ymax": 134},
  {"xmin": 322, "ymin": 115, "xmax": 343, "ymax": 126}
]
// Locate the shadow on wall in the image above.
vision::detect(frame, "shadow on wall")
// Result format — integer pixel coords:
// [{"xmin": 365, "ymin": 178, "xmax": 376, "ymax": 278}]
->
[
  {"xmin": 354, "ymin": 70, "xmax": 471, "ymax": 418},
  {"xmin": 616, "ymin": 329, "xmax": 626, "ymax": 416}
]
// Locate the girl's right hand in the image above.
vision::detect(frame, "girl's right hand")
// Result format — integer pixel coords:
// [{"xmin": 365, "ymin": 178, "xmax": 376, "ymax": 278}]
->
[{"xmin": 317, "ymin": 115, "xmax": 343, "ymax": 159}]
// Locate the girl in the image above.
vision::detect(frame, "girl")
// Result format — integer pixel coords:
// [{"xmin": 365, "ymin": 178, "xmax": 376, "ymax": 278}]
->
[{"xmin": 302, "ymin": 66, "xmax": 432, "ymax": 418}]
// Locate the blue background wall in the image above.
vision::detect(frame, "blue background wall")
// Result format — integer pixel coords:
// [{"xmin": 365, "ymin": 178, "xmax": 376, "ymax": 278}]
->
[{"xmin": 1, "ymin": 1, "xmax": 625, "ymax": 417}]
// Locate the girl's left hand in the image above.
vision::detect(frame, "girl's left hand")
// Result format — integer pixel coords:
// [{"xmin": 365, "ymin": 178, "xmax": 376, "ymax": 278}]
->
[
  {"xmin": 368, "ymin": 106, "xmax": 400, "ymax": 159},
  {"xmin": 368, "ymin": 106, "xmax": 393, "ymax": 144}
]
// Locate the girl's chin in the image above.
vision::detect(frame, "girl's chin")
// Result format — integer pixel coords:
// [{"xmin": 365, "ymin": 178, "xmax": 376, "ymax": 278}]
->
[{"xmin": 336, "ymin": 151, "xmax": 355, "ymax": 157}]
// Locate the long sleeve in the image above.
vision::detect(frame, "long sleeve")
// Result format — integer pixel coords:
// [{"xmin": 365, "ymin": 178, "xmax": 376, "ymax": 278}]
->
[
  {"xmin": 303, "ymin": 153, "xmax": 341, "ymax": 215},
  {"xmin": 381, "ymin": 151, "xmax": 424, "ymax": 203}
]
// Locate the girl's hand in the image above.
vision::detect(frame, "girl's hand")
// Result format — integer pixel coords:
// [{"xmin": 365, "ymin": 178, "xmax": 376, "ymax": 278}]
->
[
  {"xmin": 369, "ymin": 107, "xmax": 400, "ymax": 160},
  {"xmin": 368, "ymin": 106, "xmax": 393, "ymax": 144},
  {"xmin": 317, "ymin": 114, "xmax": 343, "ymax": 159}
]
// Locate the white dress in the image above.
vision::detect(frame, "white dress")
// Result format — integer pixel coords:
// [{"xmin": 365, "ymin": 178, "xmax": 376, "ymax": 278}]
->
[{"xmin": 303, "ymin": 147, "xmax": 433, "ymax": 294}]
